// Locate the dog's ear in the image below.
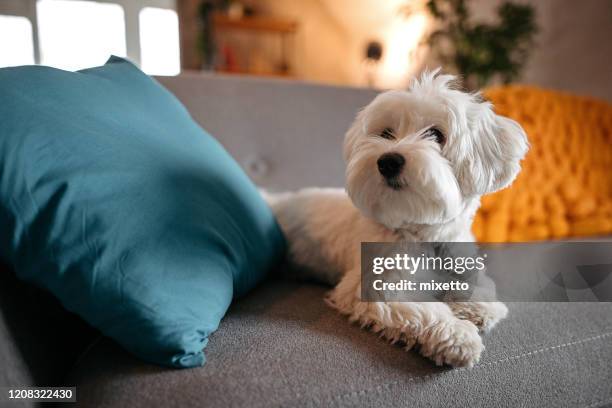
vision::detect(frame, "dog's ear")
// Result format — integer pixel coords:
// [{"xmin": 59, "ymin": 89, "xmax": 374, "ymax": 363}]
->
[{"xmin": 457, "ymin": 109, "xmax": 529, "ymax": 196}]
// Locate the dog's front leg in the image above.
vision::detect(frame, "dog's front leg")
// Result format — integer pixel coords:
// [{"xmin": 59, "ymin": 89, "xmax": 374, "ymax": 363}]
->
[
  {"xmin": 326, "ymin": 270, "xmax": 484, "ymax": 367},
  {"xmin": 448, "ymin": 302, "xmax": 508, "ymax": 332},
  {"xmin": 445, "ymin": 269, "xmax": 508, "ymax": 332}
]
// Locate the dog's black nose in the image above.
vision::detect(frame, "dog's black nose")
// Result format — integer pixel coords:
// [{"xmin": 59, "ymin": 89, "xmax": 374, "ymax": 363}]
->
[{"xmin": 377, "ymin": 153, "xmax": 405, "ymax": 179}]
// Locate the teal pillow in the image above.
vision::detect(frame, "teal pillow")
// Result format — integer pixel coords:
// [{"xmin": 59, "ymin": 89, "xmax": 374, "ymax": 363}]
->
[{"xmin": 0, "ymin": 57, "xmax": 285, "ymax": 368}]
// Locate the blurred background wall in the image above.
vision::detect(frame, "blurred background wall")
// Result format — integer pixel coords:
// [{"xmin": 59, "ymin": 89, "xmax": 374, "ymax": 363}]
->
[
  {"xmin": 470, "ymin": 0, "xmax": 612, "ymax": 101},
  {"xmin": 178, "ymin": 0, "xmax": 612, "ymax": 101}
]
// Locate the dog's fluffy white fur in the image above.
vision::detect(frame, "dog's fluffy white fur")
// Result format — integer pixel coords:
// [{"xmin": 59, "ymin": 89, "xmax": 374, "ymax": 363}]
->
[{"xmin": 266, "ymin": 70, "xmax": 528, "ymax": 367}]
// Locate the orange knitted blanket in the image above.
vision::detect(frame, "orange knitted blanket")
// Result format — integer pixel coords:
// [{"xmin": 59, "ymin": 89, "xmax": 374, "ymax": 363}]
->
[{"xmin": 473, "ymin": 86, "xmax": 612, "ymax": 242}]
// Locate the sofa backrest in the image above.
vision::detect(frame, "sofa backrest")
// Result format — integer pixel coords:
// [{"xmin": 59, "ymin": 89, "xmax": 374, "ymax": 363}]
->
[{"xmin": 157, "ymin": 74, "xmax": 378, "ymax": 191}]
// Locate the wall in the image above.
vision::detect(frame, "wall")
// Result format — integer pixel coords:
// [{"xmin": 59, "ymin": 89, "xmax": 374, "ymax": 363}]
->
[
  {"xmin": 179, "ymin": 0, "xmax": 612, "ymax": 101},
  {"xmin": 247, "ymin": 0, "xmax": 357, "ymax": 84},
  {"xmin": 249, "ymin": 0, "xmax": 429, "ymax": 89},
  {"xmin": 471, "ymin": 0, "xmax": 612, "ymax": 101},
  {"xmin": 252, "ymin": 0, "xmax": 612, "ymax": 100}
]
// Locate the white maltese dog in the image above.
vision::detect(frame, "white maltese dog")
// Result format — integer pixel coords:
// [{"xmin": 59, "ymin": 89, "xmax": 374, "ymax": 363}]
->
[{"xmin": 266, "ymin": 70, "xmax": 528, "ymax": 367}]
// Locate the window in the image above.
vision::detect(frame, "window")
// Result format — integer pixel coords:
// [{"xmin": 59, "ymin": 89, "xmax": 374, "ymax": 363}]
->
[
  {"xmin": 139, "ymin": 7, "xmax": 180, "ymax": 76},
  {"xmin": 0, "ymin": 15, "xmax": 35, "ymax": 68},
  {"xmin": 37, "ymin": 0, "xmax": 127, "ymax": 71},
  {"xmin": 0, "ymin": 0, "xmax": 180, "ymax": 74}
]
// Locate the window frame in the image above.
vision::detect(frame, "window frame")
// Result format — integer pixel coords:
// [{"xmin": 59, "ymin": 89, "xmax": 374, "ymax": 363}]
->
[{"xmin": 0, "ymin": 0, "xmax": 177, "ymax": 67}]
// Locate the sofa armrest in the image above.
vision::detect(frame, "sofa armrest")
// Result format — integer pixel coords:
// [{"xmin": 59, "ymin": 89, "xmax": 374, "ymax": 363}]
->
[{"xmin": 0, "ymin": 263, "xmax": 99, "ymax": 388}]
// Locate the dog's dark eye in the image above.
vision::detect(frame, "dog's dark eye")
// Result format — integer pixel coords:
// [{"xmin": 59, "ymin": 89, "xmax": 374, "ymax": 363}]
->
[
  {"xmin": 379, "ymin": 127, "xmax": 395, "ymax": 140},
  {"xmin": 427, "ymin": 127, "xmax": 446, "ymax": 146}
]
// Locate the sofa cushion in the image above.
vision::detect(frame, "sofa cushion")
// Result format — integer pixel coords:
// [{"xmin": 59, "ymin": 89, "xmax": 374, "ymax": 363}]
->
[
  {"xmin": 0, "ymin": 57, "xmax": 285, "ymax": 368},
  {"xmin": 66, "ymin": 280, "xmax": 612, "ymax": 408}
]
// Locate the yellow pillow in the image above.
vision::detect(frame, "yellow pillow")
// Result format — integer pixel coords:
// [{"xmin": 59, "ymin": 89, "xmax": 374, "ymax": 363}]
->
[{"xmin": 473, "ymin": 85, "xmax": 612, "ymax": 242}]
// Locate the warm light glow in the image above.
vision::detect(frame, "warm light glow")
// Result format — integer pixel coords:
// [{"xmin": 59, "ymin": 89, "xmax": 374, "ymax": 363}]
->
[
  {"xmin": 37, "ymin": 0, "xmax": 126, "ymax": 71},
  {"xmin": 0, "ymin": 15, "xmax": 35, "ymax": 67},
  {"xmin": 139, "ymin": 7, "xmax": 180, "ymax": 76},
  {"xmin": 378, "ymin": 13, "xmax": 428, "ymax": 89}
]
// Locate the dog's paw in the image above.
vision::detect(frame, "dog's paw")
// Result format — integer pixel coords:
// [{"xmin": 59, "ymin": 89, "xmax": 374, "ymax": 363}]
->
[
  {"xmin": 376, "ymin": 325, "xmax": 418, "ymax": 350},
  {"xmin": 450, "ymin": 302, "xmax": 508, "ymax": 332},
  {"xmin": 418, "ymin": 319, "xmax": 483, "ymax": 368}
]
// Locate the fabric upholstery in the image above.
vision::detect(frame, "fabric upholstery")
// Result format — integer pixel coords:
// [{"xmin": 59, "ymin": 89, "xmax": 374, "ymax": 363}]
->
[
  {"xmin": 66, "ymin": 281, "xmax": 612, "ymax": 408},
  {"xmin": 0, "ymin": 262, "xmax": 98, "ymax": 395},
  {"xmin": 156, "ymin": 74, "xmax": 377, "ymax": 191}
]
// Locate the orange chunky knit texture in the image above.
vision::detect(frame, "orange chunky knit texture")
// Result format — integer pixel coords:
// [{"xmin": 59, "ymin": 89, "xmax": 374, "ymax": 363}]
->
[{"xmin": 473, "ymin": 85, "xmax": 612, "ymax": 242}]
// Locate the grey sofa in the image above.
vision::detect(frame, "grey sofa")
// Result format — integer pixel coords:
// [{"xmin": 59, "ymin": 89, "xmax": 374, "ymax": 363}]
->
[{"xmin": 1, "ymin": 74, "xmax": 611, "ymax": 408}]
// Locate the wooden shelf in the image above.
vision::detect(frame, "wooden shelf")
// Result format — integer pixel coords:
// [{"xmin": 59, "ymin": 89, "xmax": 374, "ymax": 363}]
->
[{"xmin": 213, "ymin": 13, "xmax": 298, "ymax": 34}]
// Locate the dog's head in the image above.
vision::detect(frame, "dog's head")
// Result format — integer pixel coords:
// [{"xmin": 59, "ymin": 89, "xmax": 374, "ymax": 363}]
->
[{"xmin": 343, "ymin": 69, "xmax": 528, "ymax": 229}]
